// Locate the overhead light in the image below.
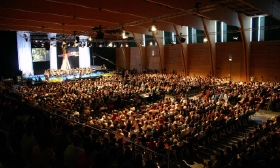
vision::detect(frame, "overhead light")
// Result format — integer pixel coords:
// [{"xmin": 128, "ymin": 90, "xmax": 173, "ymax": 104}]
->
[
  {"xmin": 229, "ymin": 53, "xmax": 232, "ymax": 61},
  {"xmin": 148, "ymin": 20, "xmax": 158, "ymax": 32},
  {"xmin": 151, "ymin": 25, "xmax": 157, "ymax": 32},
  {"xmin": 149, "ymin": 42, "xmax": 153, "ymax": 46},
  {"xmin": 88, "ymin": 36, "xmax": 92, "ymax": 41},
  {"xmin": 203, "ymin": 37, "xmax": 208, "ymax": 43},
  {"xmin": 108, "ymin": 42, "xmax": 113, "ymax": 47},
  {"xmin": 233, "ymin": 36, "xmax": 238, "ymax": 40},
  {"xmin": 125, "ymin": 44, "xmax": 129, "ymax": 47},
  {"xmin": 122, "ymin": 30, "xmax": 128, "ymax": 39}
]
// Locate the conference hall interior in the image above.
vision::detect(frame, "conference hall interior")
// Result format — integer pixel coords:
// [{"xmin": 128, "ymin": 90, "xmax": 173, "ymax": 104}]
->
[{"xmin": 1, "ymin": 0, "xmax": 280, "ymax": 168}]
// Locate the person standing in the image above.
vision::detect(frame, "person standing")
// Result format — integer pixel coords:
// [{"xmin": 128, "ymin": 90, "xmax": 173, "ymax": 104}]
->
[{"xmin": 61, "ymin": 47, "xmax": 71, "ymax": 70}]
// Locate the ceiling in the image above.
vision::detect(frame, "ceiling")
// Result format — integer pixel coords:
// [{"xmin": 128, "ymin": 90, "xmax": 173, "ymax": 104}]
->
[{"xmin": 1, "ymin": 0, "xmax": 279, "ymax": 40}]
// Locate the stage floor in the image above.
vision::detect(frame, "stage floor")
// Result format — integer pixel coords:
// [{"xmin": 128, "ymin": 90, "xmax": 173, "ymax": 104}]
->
[{"xmin": 23, "ymin": 70, "xmax": 115, "ymax": 82}]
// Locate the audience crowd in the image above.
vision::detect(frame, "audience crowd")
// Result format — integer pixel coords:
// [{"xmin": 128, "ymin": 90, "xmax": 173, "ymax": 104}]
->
[{"xmin": 1, "ymin": 73, "xmax": 280, "ymax": 168}]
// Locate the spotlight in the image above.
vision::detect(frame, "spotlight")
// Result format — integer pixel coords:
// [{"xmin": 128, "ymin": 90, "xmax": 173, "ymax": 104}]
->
[
  {"xmin": 82, "ymin": 42, "xmax": 85, "ymax": 48},
  {"xmin": 149, "ymin": 42, "xmax": 153, "ymax": 46},
  {"xmin": 88, "ymin": 36, "xmax": 92, "ymax": 41},
  {"xmin": 122, "ymin": 30, "xmax": 128, "ymax": 39},
  {"xmin": 75, "ymin": 36, "xmax": 80, "ymax": 43},
  {"xmin": 87, "ymin": 42, "xmax": 92, "ymax": 47},
  {"xmin": 23, "ymin": 34, "xmax": 28, "ymax": 42},
  {"xmin": 108, "ymin": 42, "xmax": 113, "ymax": 47}
]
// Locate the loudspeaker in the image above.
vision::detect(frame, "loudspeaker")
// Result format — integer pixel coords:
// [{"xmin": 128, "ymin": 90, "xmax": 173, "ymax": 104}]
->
[
  {"xmin": 44, "ymin": 42, "xmax": 50, "ymax": 50},
  {"xmin": 96, "ymin": 31, "xmax": 104, "ymax": 39},
  {"xmin": 75, "ymin": 36, "xmax": 80, "ymax": 43},
  {"xmin": 180, "ymin": 37, "xmax": 186, "ymax": 43}
]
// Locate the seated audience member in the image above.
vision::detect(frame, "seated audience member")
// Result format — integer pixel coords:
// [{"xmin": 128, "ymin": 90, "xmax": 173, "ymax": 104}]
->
[
  {"xmin": 31, "ymin": 134, "xmax": 55, "ymax": 168},
  {"xmin": 64, "ymin": 134, "xmax": 85, "ymax": 168},
  {"xmin": 0, "ymin": 130, "xmax": 17, "ymax": 167}
]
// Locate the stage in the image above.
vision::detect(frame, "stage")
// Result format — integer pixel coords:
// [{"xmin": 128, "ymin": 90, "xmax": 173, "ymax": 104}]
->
[{"xmin": 22, "ymin": 69, "xmax": 116, "ymax": 83}]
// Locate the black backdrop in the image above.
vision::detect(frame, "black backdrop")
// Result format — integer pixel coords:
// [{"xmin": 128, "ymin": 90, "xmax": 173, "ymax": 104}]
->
[
  {"xmin": 0, "ymin": 31, "xmax": 19, "ymax": 79},
  {"xmin": 33, "ymin": 61, "xmax": 50, "ymax": 75},
  {"xmin": 91, "ymin": 47, "xmax": 116, "ymax": 69}
]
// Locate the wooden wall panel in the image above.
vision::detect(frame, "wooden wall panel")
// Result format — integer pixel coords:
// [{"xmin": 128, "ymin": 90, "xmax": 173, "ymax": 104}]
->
[
  {"xmin": 188, "ymin": 43, "xmax": 211, "ymax": 77},
  {"xmin": 115, "ymin": 47, "xmax": 130, "ymax": 70},
  {"xmin": 141, "ymin": 47, "xmax": 146, "ymax": 70},
  {"xmin": 145, "ymin": 46, "xmax": 161, "ymax": 71},
  {"xmin": 164, "ymin": 44, "xmax": 184, "ymax": 74},
  {"xmin": 216, "ymin": 42, "xmax": 244, "ymax": 81},
  {"xmin": 115, "ymin": 41, "xmax": 280, "ymax": 82},
  {"xmin": 130, "ymin": 47, "xmax": 142, "ymax": 73},
  {"xmin": 250, "ymin": 41, "xmax": 280, "ymax": 82}
]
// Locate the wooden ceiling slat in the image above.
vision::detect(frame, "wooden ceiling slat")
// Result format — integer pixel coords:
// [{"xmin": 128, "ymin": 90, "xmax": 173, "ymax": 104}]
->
[{"xmin": 0, "ymin": 0, "xmax": 277, "ymax": 36}]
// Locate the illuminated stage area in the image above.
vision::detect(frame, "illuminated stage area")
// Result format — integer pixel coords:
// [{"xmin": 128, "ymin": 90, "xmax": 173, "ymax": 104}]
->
[{"xmin": 23, "ymin": 69, "xmax": 116, "ymax": 83}]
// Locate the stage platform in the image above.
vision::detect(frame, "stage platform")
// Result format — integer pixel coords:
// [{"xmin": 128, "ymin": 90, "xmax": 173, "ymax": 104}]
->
[{"xmin": 22, "ymin": 69, "xmax": 116, "ymax": 83}]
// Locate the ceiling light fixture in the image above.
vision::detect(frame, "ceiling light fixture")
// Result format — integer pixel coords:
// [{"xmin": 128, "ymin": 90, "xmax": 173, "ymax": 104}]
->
[
  {"xmin": 151, "ymin": 25, "xmax": 157, "ymax": 32},
  {"xmin": 23, "ymin": 34, "xmax": 29, "ymax": 42},
  {"xmin": 150, "ymin": 20, "xmax": 157, "ymax": 32},
  {"xmin": 203, "ymin": 37, "xmax": 208, "ymax": 43},
  {"xmin": 233, "ymin": 36, "xmax": 238, "ymax": 40},
  {"xmin": 108, "ymin": 42, "xmax": 113, "ymax": 47}
]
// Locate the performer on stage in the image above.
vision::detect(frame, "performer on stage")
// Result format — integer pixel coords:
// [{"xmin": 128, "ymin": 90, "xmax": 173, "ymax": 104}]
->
[
  {"xmin": 61, "ymin": 47, "xmax": 71, "ymax": 70},
  {"xmin": 101, "ymin": 64, "xmax": 107, "ymax": 70}
]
